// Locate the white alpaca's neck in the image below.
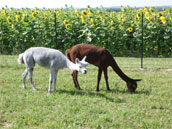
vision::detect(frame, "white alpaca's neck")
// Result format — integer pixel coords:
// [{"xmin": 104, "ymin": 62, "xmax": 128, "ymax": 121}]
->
[{"xmin": 66, "ymin": 59, "xmax": 78, "ymax": 71}]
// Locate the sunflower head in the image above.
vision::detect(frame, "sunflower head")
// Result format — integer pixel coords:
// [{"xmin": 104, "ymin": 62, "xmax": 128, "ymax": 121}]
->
[
  {"xmin": 22, "ymin": 16, "xmax": 29, "ymax": 24},
  {"xmin": 7, "ymin": 16, "xmax": 12, "ymax": 24},
  {"xmin": 90, "ymin": 18, "xmax": 95, "ymax": 26},
  {"xmin": 145, "ymin": 12, "xmax": 150, "ymax": 20},
  {"xmin": 158, "ymin": 12, "xmax": 163, "ymax": 17},
  {"xmin": 82, "ymin": 10, "xmax": 88, "ymax": 16},
  {"xmin": 144, "ymin": 7, "xmax": 148, "ymax": 12},
  {"xmin": 128, "ymin": 27, "xmax": 133, "ymax": 33},
  {"xmin": 65, "ymin": 24, "xmax": 72, "ymax": 30},
  {"xmin": 160, "ymin": 16, "xmax": 166, "ymax": 24},
  {"xmin": 136, "ymin": 12, "xmax": 140, "ymax": 20},
  {"xmin": 149, "ymin": 7, "xmax": 154, "ymax": 12},
  {"xmin": 74, "ymin": 9, "xmax": 78, "ymax": 16},
  {"xmin": 63, "ymin": 20, "xmax": 69, "ymax": 25},
  {"xmin": 139, "ymin": 8, "xmax": 143, "ymax": 13}
]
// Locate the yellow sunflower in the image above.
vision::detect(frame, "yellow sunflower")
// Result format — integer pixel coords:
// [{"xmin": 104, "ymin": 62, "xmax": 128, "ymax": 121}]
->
[
  {"xmin": 97, "ymin": 10, "xmax": 101, "ymax": 14},
  {"xmin": 90, "ymin": 18, "xmax": 95, "ymax": 26},
  {"xmin": 121, "ymin": 7, "xmax": 125, "ymax": 12},
  {"xmin": 158, "ymin": 12, "xmax": 163, "ymax": 17},
  {"xmin": 82, "ymin": 10, "xmax": 88, "ymax": 16},
  {"xmin": 80, "ymin": 16, "xmax": 85, "ymax": 23},
  {"xmin": 144, "ymin": 7, "xmax": 148, "ymax": 12},
  {"xmin": 152, "ymin": 12, "xmax": 156, "ymax": 17},
  {"xmin": 139, "ymin": 8, "xmax": 143, "ymax": 13},
  {"xmin": 22, "ymin": 16, "xmax": 28, "ymax": 24},
  {"xmin": 15, "ymin": 15, "xmax": 20, "ymax": 22},
  {"xmin": 136, "ymin": 12, "xmax": 140, "ymax": 20},
  {"xmin": 160, "ymin": 16, "xmax": 166, "ymax": 24},
  {"xmin": 43, "ymin": 13, "xmax": 48, "ymax": 20},
  {"xmin": 2, "ymin": 9, "xmax": 6, "ymax": 16},
  {"xmin": 65, "ymin": 24, "xmax": 71, "ymax": 30},
  {"xmin": 100, "ymin": 16, "xmax": 105, "ymax": 23},
  {"xmin": 74, "ymin": 9, "xmax": 78, "ymax": 16},
  {"xmin": 31, "ymin": 12, "xmax": 36, "ymax": 18},
  {"xmin": 149, "ymin": 7, "xmax": 154, "ymax": 12},
  {"xmin": 55, "ymin": 10, "xmax": 58, "ymax": 16},
  {"xmin": 110, "ymin": 20, "xmax": 114, "ymax": 26},
  {"xmin": 63, "ymin": 20, "xmax": 69, "ymax": 25},
  {"xmin": 7, "ymin": 16, "xmax": 12, "ymax": 24},
  {"xmin": 145, "ymin": 12, "xmax": 150, "ymax": 20},
  {"xmin": 128, "ymin": 27, "xmax": 133, "ymax": 32}
]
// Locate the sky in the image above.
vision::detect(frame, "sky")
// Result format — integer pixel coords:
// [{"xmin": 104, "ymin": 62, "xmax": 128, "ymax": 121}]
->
[{"xmin": 0, "ymin": 0, "xmax": 172, "ymax": 9}]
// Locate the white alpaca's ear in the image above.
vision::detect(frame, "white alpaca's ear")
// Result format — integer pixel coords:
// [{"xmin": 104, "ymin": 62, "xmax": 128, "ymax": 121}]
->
[
  {"xmin": 75, "ymin": 58, "xmax": 80, "ymax": 64},
  {"xmin": 82, "ymin": 56, "xmax": 87, "ymax": 62}
]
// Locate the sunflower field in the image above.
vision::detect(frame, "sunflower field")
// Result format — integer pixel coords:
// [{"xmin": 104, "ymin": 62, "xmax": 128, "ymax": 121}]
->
[{"xmin": 0, "ymin": 6, "xmax": 172, "ymax": 57}]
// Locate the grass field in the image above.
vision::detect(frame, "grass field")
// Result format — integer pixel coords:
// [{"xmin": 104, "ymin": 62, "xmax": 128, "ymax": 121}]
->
[{"xmin": 0, "ymin": 55, "xmax": 172, "ymax": 129}]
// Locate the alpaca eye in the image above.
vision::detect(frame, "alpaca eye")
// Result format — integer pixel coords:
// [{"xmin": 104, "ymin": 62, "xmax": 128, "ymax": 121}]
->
[{"xmin": 79, "ymin": 66, "xmax": 82, "ymax": 69}]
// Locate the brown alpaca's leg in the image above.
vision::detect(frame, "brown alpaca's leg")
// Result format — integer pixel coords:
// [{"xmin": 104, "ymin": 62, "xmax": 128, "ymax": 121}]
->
[
  {"xmin": 72, "ymin": 71, "xmax": 81, "ymax": 90},
  {"xmin": 97, "ymin": 68, "xmax": 102, "ymax": 91},
  {"xmin": 70, "ymin": 54, "xmax": 81, "ymax": 90},
  {"xmin": 103, "ymin": 68, "xmax": 110, "ymax": 91}
]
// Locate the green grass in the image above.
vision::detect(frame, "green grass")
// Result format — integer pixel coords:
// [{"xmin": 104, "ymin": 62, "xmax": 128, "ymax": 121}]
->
[{"xmin": 0, "ymin": 55, "xmax": 172, "ymax": 129}]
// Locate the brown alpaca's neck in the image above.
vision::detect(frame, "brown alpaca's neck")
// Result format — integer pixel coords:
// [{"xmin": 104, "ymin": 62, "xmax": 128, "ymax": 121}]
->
[{"xmin": 109, "ymin": 56, "xmax": 132, "ymax": 82}]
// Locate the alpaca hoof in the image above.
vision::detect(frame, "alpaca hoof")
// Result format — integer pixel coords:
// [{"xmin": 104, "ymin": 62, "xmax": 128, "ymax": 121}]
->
[{"xmin": 75, "ymin": 86, "xmax": 81, "ymax": 90}]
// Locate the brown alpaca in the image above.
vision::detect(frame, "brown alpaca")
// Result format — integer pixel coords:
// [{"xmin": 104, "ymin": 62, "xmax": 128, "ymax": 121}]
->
[{"xmin": 66, "ymin": 44, "xmax": 141, "ymax": 92}]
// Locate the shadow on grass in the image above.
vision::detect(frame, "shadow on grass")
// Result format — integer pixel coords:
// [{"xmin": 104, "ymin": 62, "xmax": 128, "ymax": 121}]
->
[
  {"xmin": 135, "ymin": 90, "xmax": 151, "ymax": 95},
  {"xmin": 108, "ymin": 88, "xmax": 151, "ymax": 95},
  {"xmin": 55, "ymin": 89, "xmax": 115, "ymax": 102},
  {"xmin": 54, "ymin": 88, "xmax": 150, "ymax": 103}
]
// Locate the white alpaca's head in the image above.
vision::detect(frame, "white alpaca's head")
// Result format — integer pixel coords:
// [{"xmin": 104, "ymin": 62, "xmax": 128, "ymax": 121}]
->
[{"xmin": 75, "ymin": 56, "xmax": 88, "ymax": 74}]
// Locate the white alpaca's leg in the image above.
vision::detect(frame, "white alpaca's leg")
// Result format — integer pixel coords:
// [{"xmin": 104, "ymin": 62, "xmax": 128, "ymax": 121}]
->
[
  {"xmin": 53, "ymin": 70, "xmax": 58, "ymax": 91},
  {"xmin": 22, "ymin": 69, "xmax": 28, "ymax": 89},
  {"xmin": 28, "ymin": 67, "xmax": 37, "ymax": 91},
  {"xmin": 48, "ymin": 68, "xmax": 54, "ymax": 94}
]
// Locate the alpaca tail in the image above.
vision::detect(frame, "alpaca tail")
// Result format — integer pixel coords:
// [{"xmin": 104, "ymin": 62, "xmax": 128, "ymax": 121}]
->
[
  {"xmin": 65, "ymin": 49, "xmax": 71, "ymax": 61},
  {"xmin": 17, "ymin": 53, "xmax": 24, "ymax": 64}
]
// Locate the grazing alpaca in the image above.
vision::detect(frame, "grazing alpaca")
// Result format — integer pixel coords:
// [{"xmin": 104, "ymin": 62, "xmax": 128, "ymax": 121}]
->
[
  {"xmin": 18, "ymin": 47, "xmax": 88, "ymax": 93},
  {"xmin": 66, "ymin": 44, "xmax": 141, "ymax": 92}
]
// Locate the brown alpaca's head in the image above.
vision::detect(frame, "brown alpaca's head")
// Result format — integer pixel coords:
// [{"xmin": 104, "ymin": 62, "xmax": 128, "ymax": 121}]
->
[{"xmin": 127, "ymin": 79, "xmax": 141, "ymax": 93}]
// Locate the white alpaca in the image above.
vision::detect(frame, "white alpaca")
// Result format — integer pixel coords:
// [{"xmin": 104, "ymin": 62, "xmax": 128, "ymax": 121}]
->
[{"xmin": 18, "ymin": 47, "xmax": 88, "ymax": 93}]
